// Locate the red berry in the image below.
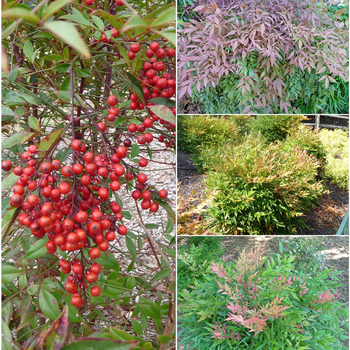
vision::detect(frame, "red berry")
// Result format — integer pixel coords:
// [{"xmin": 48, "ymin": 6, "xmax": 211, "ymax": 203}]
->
[
  {"xmin": 89, "ymin": 247, "xmax": 101, "ymax": 259},
  {"xmin": 149, "ymin": 42, "xmax": 160, "ymax": 52},
  {"xmin": 130, "ymin": 44, "xmax": 140, "ymax": 53},
  {"xmin": 91, "ymin": 286, "xmax": 101, "ymax": 297},
  {"xmin": 108, "ymin": 95, "xmax": 118, "ymax": 106},
  {"xmin": 117, "ymin": 225, "xmax": 127, "ymax": 235}
]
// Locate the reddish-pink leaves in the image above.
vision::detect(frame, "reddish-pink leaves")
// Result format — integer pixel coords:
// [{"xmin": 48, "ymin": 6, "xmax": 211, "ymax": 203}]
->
[{"xmin": 178, "ymin": 0, "xmax": 349, "ymax": 112}]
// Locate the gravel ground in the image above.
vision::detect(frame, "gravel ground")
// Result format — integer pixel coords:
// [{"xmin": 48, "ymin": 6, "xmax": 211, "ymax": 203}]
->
[{"xmin": 177, "ymin": 151, "xmax": 349, "ymax": 236}]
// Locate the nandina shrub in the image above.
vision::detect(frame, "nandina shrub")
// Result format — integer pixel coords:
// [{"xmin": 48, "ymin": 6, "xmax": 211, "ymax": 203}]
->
[
  {"xmin": 283, "ymin": 125, "xmax": 328, "ymax": 172},
  {"xmin": 250, "ymin": 115, "xmax": 307, "ymax": 143},
  {"xmin": 178, "ymin": 0, "xmax": 349, "ymax": 114},
  {"xmin": 202, "ymin": 134, "xmax": 325, "ymax": 234},
  {"xmin": 178, "ymin": 243, "xmax": 349, "ymax": 349},
  {"xmin": 318, "ymin": 128, "xmax": 350, "ymax": 190},
  {"xmin": 177, "ymin": 237, "xmax": 224, "ymax": 302},
  {"xmin": 1, "ymin": 0, "xmax": 176, "ymax": 348},
  {"xmin": 178, "ymin": 115, "xmax": 241, "ymax": 172}
]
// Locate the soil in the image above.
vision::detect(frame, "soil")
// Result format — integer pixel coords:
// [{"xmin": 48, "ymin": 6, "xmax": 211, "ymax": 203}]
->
[{"xmin": 177, "ymin": 151, "xmax": 349, "ymax": 236}]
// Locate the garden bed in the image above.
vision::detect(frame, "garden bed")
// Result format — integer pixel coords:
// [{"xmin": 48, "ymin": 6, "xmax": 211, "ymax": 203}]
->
[{"xmin": 178, "ymin": 150, "xmax": 349, "ymax": 235}]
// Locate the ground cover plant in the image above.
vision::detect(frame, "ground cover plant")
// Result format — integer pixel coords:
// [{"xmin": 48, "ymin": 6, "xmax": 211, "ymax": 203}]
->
[
  {"xmin": 1, "ymin": 0, "xmax": 176, "ymax": 349},
  {"xmin": 318, "ymin": 128, "xmax": 349, "ymax": 190},
  {"xmin": 178, "ymin": 241, "xmax": 349, "ymax": 349},
  {"xmin": 178, "ymin": 0, "xmax": 349, "ymax": 114},
  {"xmin": 178, "ymin": 115, "xmax": 349, "ymax": 235}
]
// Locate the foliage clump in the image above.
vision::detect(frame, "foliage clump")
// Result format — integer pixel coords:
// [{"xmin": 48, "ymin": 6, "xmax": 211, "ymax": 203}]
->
[
  {"xmin": 178, "ymin": 243, "xmax": 348, "ymax": 349},
  {"xmin": 318, "ymin": 128, "xmax": 349, "ymax": 190},
  {"xmin": 178, "ymin": 0, "xmax": 349, "ymax": 114},
  {"xmin": 202, "ymin": 134, "xmax": 325, "ymax": 234},
  {"xmin": 178, "ymin": 115, "xmax": 241, "ymax": 172}
]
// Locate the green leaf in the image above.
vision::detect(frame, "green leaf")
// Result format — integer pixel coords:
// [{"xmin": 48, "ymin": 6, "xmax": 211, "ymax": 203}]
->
[
  {"xmin": 1, "ymin": 319, "xmax": 13, "ymax": 350},
  {"xmin": 29, "ymin": 116, "xmax": 41, "ymax": 132},
  {"xmin": 91, "ymin": 15, "xmax": 105, "ymax": 30},
  {"xmin": 38, "ymin": 129, "xmax": 63, "ymax": 152},
  {"xmin": 23, "ymin": 41, "xmax": 34, "ymax": 62},
  {"xmin": 41, "ymin": 54, "xmax": 65, "ymax": 62},
  {"xmin": 151, "ymin": 7, "xmax": 175, "ymax": 27},
  {"xmin": 2, "ymin": 8, "xmax": 40, "ymax": 23},
  {"xmin": 130, "ymin": 144, "xmax": 140, "ymax": 158},
  {"xmin": 16, "ymin": 312, "xmax": 35, "ymax": 332},
  {"xmin": 153, "ymin": 198, "xmax": 175, "ymax": 220},
  {"xmin": 61, "ymin": 75, "xmax": 71, "ymax": 91},
  {"xmin": 165, "ymin": 216, "xmax": 173, "ymax": 234},
  {"xmin": 42, "ymin": 0, "xmax": 72, "ymax": 21},
  {"xmin": 151, "ymin": 268, "xmax": 171, "ymax": 282},
  {"xmin": 147, "ymin": 145, "xmax": 152, "ymax": 160},
  {"xmin": 121, "ymin": 15, "xmax": 149, "ymax": 33},
  {"xmin": 39, "ymin": 287, "xmax": 60, "ymax": 321},
  {"xmin": 150, "ymin": 28, "xmax": 175, "ymax": 46},
  {"xmin": 157, "ymin": 335, "xmax": 172, "ymax": 344},
  {"xmin": 18, "ymin": 273, "xmax": 27, "ymax": 289},
  {"xmin": 19, "ymin": 93, "xmax": 38, "ymax": 105},
  {"xmin": 2, "ymin": 106, "xmax": 15, "ymax": 116},
  {"xmin": 104, "ymin": 281, "xmax": 126, "ymax": 298},
  {"xmin": 124, "ymin": 72, "xmax": 145, "ymax": 104},
  {"xmin": 2, "ymin": 208, "xmax": 20, "ymax": 232},
  {"xmin": 145, "ymin": 224, "xmax": 159, "ymax": 229},
  {"xmin": 148, "ymin": 97, "xmax": 175, "ymax": 108},
  {"xmin": 109, "ymin": 328, "xmax": 135, "ymax": 341},
  {"xmin": 76, "ymin": 67, "xmax": 92, "ymax": 77},
  {"xmin": 147, "ymin": 105, "xmax": 175, "ymax": 124},
  {"xmin": 36, "ymin": 305, "xmax": 69, "ymax": 349},
  {"xmin": 2, "ymin": 264, "xmax": 21, "ymax": 284},
  {"xmin": 125, "ymin": 236, "xmax": 136, "ymax": 260},
  {"xmin": 121, "ymin": 211, "xmax": 131, "ymax": 220},
  {"xmin": 8, "ymin": 67, "xmax": 18, "ymax": 84},
  {"xmin": 114, "ymin": 117, "xmax": 127, "ymax": 127},
  {"xmin": 24, "ymin": 238, "xmax": 49, "ymax": 260},
  {"xmin": 278, "ymin": 240, "xmax": 283, "ymax": 254},
  {"xmin": 60, "ymin": 14, "xmax": 96, "ymax": 29},
  {"xmin": 43, "ymin": 21, "xmax": 91, "ymax": 59},
  {"xmin": 96, "ymin": 251, "xmax": 120, "ymax": 269},
  {"xmin": 28, "ymin": 284, "xmax": 40, "ymax": 295},
  {"xmin": 2, "ymin": 132, "xmax": 32, "ymax": 149},
  {"xmin": 92, "ymin": 10, "xmax": 125, "ymax": 31},
  {"xmin": 132, "ymin": 320, "xmax": 142, "ymax": 336},
  {"xmin": 59, "ymin": 338, "xmax": 139, "ymax": 350}
]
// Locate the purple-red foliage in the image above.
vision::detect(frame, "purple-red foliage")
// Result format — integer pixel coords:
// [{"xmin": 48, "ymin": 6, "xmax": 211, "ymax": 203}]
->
[{"xmin": 178, "ymin": 0, "xmax": 348, "ymax": 112}]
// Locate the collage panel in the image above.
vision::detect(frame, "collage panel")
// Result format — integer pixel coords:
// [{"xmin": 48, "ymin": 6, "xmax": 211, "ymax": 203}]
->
[
  {"xmin": 2, "ymin": 0, "xmax": 176, "ymax": 349},
  {"xmin": 177, "ymin": 115, "xmax": 349, "ymax": 236},
  {"xmin": 177, "ymin": 235, "xmax": 349, "ymax": 349},
  {"xmin": 177, "ymin": 0, "xmax": 349, "ymax": 115}
]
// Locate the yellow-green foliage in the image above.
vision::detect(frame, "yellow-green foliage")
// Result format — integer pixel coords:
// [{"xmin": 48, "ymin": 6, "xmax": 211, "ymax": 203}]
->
[
  {"xmin": 202, "ymin": 134, "xmax": 326, "ymax": 234},
  {"xmin": 318, "ymin": 128, "xmax": 349, "ymax": 190},
  {"xmin": 178, "ymin": 115, "xmax": 242, "ymax": 172}
]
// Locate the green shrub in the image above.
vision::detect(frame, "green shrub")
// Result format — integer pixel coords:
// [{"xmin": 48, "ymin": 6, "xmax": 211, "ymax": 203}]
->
[
  {"xmin": 178, "ymin": 244, "xmax": 348, "ymax": 350},
  {"xmin": 250, "ymin": 115, "xmax": 307, "ymax": 143},
  {"xmin": 202, "ymin": 135, "xmax": 325, "ymax": 234},
  {"xmin": 178, "ymin": 237, "xmax": 224, "ymax": 302},
  {"xmin": 283, "ymin": 125, "xmax": 327, "ymax": 170},
  {"xmin": 318, "ymin": 128, "xmax": 349, "ymax": 190},
  {"xmin": 177, "ymin": 115, "xmax": 240, "ymax": 172}
]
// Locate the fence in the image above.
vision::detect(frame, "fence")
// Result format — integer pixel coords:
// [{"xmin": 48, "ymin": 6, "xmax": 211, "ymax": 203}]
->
[{"xmin": 302, "ymin": 115, "xmax": 349, "ymax": 130}]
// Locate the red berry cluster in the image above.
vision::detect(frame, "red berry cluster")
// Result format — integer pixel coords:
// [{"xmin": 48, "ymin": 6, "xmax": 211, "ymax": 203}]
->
[{"xmin": 2, "ymin": 130, "xmax": 170, "ymax": 307}]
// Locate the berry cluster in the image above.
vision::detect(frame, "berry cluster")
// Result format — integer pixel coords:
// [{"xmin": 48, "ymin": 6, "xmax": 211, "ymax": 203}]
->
[{"xmin": 2, "ymin": 127, "xmax": 171, "ymax": 307}]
